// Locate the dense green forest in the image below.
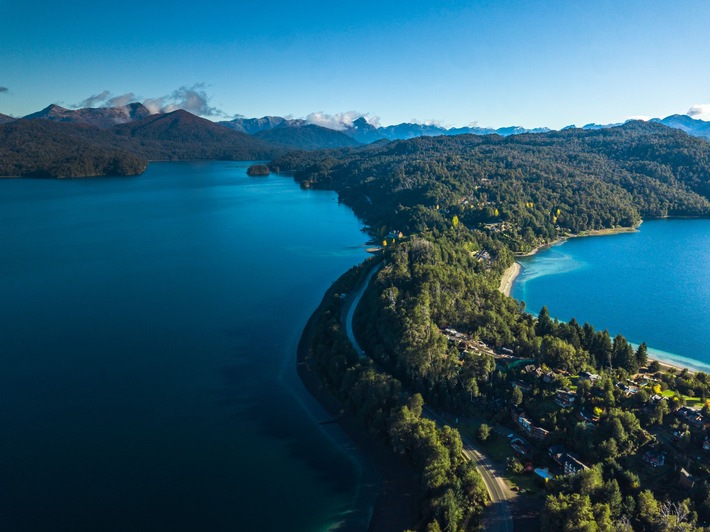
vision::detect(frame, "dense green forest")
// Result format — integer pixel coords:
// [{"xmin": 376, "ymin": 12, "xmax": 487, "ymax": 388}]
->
[
  {"xmin": 306, "ymin": 262, "xmax": 488, "ymax": 531},
  {"xmin": 0, "ymin": 120, "xmax": 147, "ymax": 178},
  {"xmin": 273, "ymin": 121, "xmax": 710, "ymax": 252},
  {"xmin": 290, "ymin": 123, "xmax": 710, "ymax": 530}
]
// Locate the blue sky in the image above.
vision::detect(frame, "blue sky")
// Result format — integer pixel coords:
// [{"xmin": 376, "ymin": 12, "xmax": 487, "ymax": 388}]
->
[{"xmin": 1, "ymin": 0, "xmax": 709, "ymax": 129}]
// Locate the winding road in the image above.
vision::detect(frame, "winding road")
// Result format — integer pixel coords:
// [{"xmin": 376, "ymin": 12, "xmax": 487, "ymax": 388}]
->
[
  {"xmin": 344, "ymin": 262, "xmax": 381, "ymax": 359},
  {"xmin": 342, "ymin": 260, "xmax": 514, "ymax": 532}
]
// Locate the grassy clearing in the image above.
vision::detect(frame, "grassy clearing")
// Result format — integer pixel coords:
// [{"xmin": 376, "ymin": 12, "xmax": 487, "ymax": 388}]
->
[
  {"xmin": 457, "ymin": 417, "xmax": 543, "ymax": 494},
  {"xmin": 483, "ymin": 434, "xmax": 517, "ymax": 464},
  {"xmin": 506, "ymin": 472, "xmax": 542, "ymax": 494},
  {"xmin": 660, "ymin": 389, "xmax": 705, "ymax": 407}
]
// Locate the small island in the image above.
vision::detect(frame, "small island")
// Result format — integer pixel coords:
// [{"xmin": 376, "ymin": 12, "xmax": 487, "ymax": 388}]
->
[{"xmin": 246, "ymin": 164, "xmax": 270, "ymax": 177}]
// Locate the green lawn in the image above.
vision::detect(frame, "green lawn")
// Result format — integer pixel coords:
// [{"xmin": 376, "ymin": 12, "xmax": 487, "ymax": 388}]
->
[
  {"xmin": 526, "ymin": 398, "xmax": 561, "ymax": 419},
  {"xmin": 483, "ymin": 433, "xmax": 517, "ymax": 464},
  {"xmin": 456, "ymin": 418, "xmax": 543, "ymax": 494},
  {"xmin": 660, "ymin": 389, "xmax": 704, "ymax": 407},
  {"xmin": 507, "ymin": 471, "xmax": 542, "ymax": 495},
  {"xmin": 457, "ymin": 420, "xmax": 515, "ymax": 464}
]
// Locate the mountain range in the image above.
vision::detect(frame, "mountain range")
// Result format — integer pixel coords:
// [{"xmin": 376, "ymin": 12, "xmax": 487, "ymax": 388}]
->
[
  {"xmin": 1, "ymin": 102, "xmax": 709, "ymax": 178},
  {"xmin": 217, "ymin": 112, "xmax": 710, "ymax": 142},
  {"xmin": 218, "ymin": 115, "xmax": 554, "ymax": 142},
  {"xmin": 4, "ymin": 103, "xmax": 710, "ymax": 143}
]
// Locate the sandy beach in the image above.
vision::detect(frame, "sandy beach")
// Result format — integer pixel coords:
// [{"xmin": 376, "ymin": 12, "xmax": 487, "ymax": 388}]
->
[
  {"xmin": 499, "ymin": 262, "xmax": 521, "ymax": 296},
  {"xmin": 499, "ymin": 222, "xmax": 710, "ymax": 377},
  {"xmin": 499, "ymin": 225, "xmax": 642, "ymax": 297}
]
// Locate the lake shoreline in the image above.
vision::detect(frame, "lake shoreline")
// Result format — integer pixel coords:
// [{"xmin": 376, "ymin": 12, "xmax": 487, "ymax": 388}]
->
[
  {"xmin": 509, "ymin": 220, "xmax": 710, "ymax": 376},
  {"xmin": 499, "ymin": 262, "xmax": 521, "ymax": 297},
  {"xmin": 499, "ymin": 225, "xmax": 641, "ymax": 296},
  {"xmin": 296, "ymin": 266, "xmax": 419, "ymax": 532}
]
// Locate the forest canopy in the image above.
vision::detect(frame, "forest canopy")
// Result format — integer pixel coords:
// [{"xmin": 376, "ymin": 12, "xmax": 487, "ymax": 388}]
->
[{"xmin": 272, "ymin": 121, "xmax": 710, "ymax": 252}]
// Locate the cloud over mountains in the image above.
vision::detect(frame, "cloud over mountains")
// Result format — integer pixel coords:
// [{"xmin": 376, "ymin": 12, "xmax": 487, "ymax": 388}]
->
[
  {"xmin": 305, "ymin": 111, "xmax": 380, "ymax": 130},
  {"xmin": 75, "ymin": 84, "xmax": 226, "ymax": 117},
  {"xmin": 687, "ymin": 104, "xmax": 710, "ymax": 121},
  {"xmin": 69, "ymin": 85, "xmax": 710, "ymax": 132}
]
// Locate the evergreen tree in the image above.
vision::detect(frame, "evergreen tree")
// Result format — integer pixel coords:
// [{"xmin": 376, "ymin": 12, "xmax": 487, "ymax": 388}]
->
[
  {"xmin": 635, "ymin": 342, "xmax": 649, "ymax": 368},
  {"xmin": 536, "ymin": 306, "xmax": 555, "ymax": 337}
]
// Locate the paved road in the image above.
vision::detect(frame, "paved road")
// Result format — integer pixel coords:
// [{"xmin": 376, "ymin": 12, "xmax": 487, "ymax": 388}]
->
[
  {"xmin": 344, "ymin": 262, "xmax": 381, "ymax": 359},
  {"xmin": 424, "ymin": 408, "xmax": 514, "ymax": 532},
  {"xmin": 342, "ymin": 261, "xmax": 514, "ymax": 531},
  {"xmin": 462, "ymin": 441, "xmax": 514, "ymax": 532}
]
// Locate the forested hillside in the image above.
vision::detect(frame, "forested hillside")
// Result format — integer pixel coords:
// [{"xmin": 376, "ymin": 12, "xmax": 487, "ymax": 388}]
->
[
  {"xmin": 273, "ymin": 121, "xmax": 710, "ymax": 252},
  {"xmin": 290, "ymin": 122, "xmax": 710, "ymax": 530},
  {"xmin": 0, "ymin": 120, "xmax": 147, "ymax": 178},
  {"xmin": 0, "ymin": 110, "xmax": 285, "ymax": 177},
  {"xmin": 112, "ymin": 110, "xmax": 282, "ymax": 161}
]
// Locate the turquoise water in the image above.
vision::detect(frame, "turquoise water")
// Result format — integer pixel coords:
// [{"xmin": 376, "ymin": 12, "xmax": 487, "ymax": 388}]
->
[
  {"xmin": 0, "ymin": 162, "xmax": 371, "ymax": 531},
  {"xmin": 512, "ymin": 219, "xmax": 710, "ymax": 372}
]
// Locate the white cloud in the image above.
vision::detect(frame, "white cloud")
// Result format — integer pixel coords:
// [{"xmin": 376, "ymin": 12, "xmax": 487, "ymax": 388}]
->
[
  {"xmin": 73, "ymin": 84, "xmax": 226, "ymax": 117},
  {"xmin": 161, "ymin": 84, "xmax": 225, "ymax": 117},
  {"xmin": 106, "ymin": 93, "xmax": 138, "ymax": 108},
  {"xmin": 76, "ymin": 90, "xmax": 111, "ymax": 107},
  {"xmin": 626, "ymin": 115, "xmax": 650, "ymax": 122},
  {"xmin": 142, "ymin": 97, "xmax": 165, "ymax": 115},
  {"xmin": 409, "ymin": 118, "xmax": 446, "ymax": 127},
  {"xmin": 687, "ymin": 104, "xmax": 710, "ymax": 120},
  {"xmin": 305, "ymin": 111, "xmax": 380, "ymax": 130}
]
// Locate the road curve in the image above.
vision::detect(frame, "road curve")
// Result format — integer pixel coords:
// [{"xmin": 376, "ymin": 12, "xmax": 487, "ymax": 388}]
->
[
  {"xmin": 344, "ymin": 262, "xmax": 382, "ymax": 359},
  {"xmin": 342, "ymin": 260, "xmax": 514, "ymax": 531}
]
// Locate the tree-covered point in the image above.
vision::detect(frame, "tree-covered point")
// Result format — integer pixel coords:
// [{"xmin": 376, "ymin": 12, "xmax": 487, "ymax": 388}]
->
[
  {"xmin": 305, "ymin": 261, "xmax": 488, "ymax": 530},
  {"xmin": 246, "ymin": 164, "xmax": 270, "ymax": 176},
  {"xmin": 272, "ymin": 122, "xmax": 710, "ymax": 252}
]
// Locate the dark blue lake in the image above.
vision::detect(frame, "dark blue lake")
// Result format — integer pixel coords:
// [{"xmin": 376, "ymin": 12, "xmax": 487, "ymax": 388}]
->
[
  {"xmin": 0, "ymin": 162, "xmax": 371, "ymax": 531},
  {"xmin": 512, "ymin": 219, "xmax": 710, "ymax": 372}
]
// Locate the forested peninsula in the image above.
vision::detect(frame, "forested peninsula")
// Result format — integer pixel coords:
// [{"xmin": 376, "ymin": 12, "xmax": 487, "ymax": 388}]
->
[{"xmin": 281, "ymin": 122, "xmax": 710, "ymax": 531}]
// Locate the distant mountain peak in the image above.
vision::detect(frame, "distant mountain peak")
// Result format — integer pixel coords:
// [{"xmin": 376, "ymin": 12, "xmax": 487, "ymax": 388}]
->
[
  {"xmin": 352, "ymin": 117, "xmax": 371, "ymax": 127},
  {"xmin": 22, "ymin": 102, "xmax": 152, "ymax": 129},
  {"xmin": 29, "ymin": 104, "xmax": 69, "ymax": 117},
  {"xmin": 651, "ymin": 114, "xmax": 710, "ymax": 139},
  {"xmin": 0, "ymin": 112, "xmax": 15, "ymax": 125},
  {"xmin": 219, "ymin": 115, "xmax": 305, "ymax": 134}
]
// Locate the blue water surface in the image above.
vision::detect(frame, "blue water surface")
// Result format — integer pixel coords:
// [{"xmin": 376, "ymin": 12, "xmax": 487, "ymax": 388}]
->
[
  {"xmin": 512, "ymin": 219, "xmax": 710, "ymax": 371},
  {"xmin": 0, "ymin": 162, "xmax": 371, "ymax": 531}
]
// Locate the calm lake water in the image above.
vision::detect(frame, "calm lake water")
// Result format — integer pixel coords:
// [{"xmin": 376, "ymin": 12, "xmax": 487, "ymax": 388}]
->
[
  {"xmin": 512, "ymin": 219, "xmax": 710, "ymax": 371},
  {"xmin": 0, "ymin": 162, "xmax": 371, "ymax": 531}
]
